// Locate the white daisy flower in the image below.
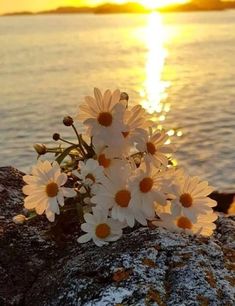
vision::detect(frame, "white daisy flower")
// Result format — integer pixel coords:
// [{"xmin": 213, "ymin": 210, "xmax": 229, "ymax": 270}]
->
[
  {"xmin": 170, "ymin": 175, "xmax": 216, "ymax": 222},
  {"xmin": 136, "ymin": 129, "xmax": 174, "ymax": 168},
  {"xmin": 124, "ymin": 105, "xmax": 153, "ymax": 133},
  {"xmin": 95, "ymin": 145, "xmax": 133, "ymax": 175},
  {"xmin": 155, "ymin": 167, "xmax": 187, "ymax": 201},
  {"xmin": 155, "ymin": 201, "xmax": 172, "ymax": 215},
  {"xmin": 91, "ymin": 166, "xmax": 145, "ymax": 227},
  {"xmin": 154, "ymin": 211, "xmax": 217, "ymax": 237},
  {"xmin": 77, "ymin": 207, "xmax": 124, "ymax": 247},
  {"xmin": 73, "ymin": 158, "xmax": 105, "ymax": 194},
  {"xmin": 94, "ymin": 145, "xmax": 113, "ymax": 170},
  {"xmin": 22, "ymin": 160, "xmax": 76, "ymax": 222},
  {"xmin": 123, "ymin": 105, "xmax": 152, "ymax": 142},
  {"xmin": 130, "ymin": 166, "xmax": 167, "ymax": 220},
  {"xmin": 76, "ymin": 88, "xmax": 125, "ymax": 147},
  {"xmin": 105, "ymin": 105, "xmax": 152, "ymax": 157},
  {"xmin": 161, "ymin": 167, "xmax": 186, "ymax": 184}
]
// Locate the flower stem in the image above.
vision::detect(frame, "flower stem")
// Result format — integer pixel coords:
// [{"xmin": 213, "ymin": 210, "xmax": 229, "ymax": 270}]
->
[
  {"xmin": 72, "ymin": 124, "xmax": 86, "ymax": 157},
  {"xmin": 59, "ymin": 138, "xmax": 77, "ymax": 146},
  {"xmin": 76, "ymin": 202, "xmax": 84, "ymax": 223}
]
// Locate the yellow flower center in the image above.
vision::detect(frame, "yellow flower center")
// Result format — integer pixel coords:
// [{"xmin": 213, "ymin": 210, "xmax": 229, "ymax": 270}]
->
[
  {"xmin": 122, "ymin": 131, "xmax": 129, "ymax": 138},
  {"xmin": 115, "ymin": 189, "xmax": 131, "ymax": 208},
  {"xmin": 85, "ymin": 173, "xmax": 95, "ymax": 183},
  {"xmin": 180, "ymin": 193, "xmax": 193, "ymax": 208},
  {"xmin": 97, "ymin": 112, "xmax": 113, "ymax": 127},
  {"xmin": 46, "ymin": 182, "xmax": 59, "ymax": 197},
  {"xmin": 98, "ymin": 154, "xmax": 111, "ymax": 168},
  {"xmin": 146, "ymin": 142, "xmax": 156, "ymax": 155},
  {"xmin": 139, "ymin": 177, "xmax": 153, "ymax": 193},
  {"xmin": 177, "ymin": 216, "xmax": 192, "ymax": 230},
  {"xmin": 95, "ymin": 223, "xmax": 111, "ymax": 239}
]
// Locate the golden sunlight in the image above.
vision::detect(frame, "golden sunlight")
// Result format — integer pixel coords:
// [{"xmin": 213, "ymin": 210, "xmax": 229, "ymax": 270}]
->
[
  {"xmin": 141, "ymin": 13, "xmax": 170, "ymax": 114},
  {"xmin": 140, "ymin": 0, "xmax": 189, "ymax": 9}
]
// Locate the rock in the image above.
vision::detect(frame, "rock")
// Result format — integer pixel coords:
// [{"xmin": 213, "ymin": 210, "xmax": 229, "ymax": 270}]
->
[
  {"xmin": 0, "ymin": 167, "xmax": 235, "ymax": 306},
  {"xmin": 210, "ymin": 191, "xmax": 235, "ymax": 214},
  {"xmin": 0, "ymin": 167, "xmax": 68, "ymax": 306},
  {"xmin": 0, "ymin": 167, "xmax": 25, "ymax": 218}
]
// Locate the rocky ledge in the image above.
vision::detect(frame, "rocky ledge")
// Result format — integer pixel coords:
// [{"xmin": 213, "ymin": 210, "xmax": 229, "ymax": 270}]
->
[{"xmin": 0, "ymin": 167, "xmax": 234, "ymax": 306}]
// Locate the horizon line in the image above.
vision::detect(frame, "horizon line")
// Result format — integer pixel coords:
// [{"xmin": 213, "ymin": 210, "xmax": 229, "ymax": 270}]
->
[{"xmin": 1, "ymin": 1, "xmax": 235, "ymax": 17}]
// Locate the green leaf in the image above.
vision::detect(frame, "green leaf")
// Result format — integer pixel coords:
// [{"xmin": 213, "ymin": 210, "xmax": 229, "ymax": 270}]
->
[{"xmin": 55, "ymin": 145, "xmax": 77, "ymax": 165}]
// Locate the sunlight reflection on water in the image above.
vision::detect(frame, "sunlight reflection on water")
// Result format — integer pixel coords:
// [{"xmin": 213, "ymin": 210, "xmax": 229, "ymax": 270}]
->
[
  {"xmin": 140, "ymin": 13, "xmax": 183, "ymax": 159},
  {"xmin": 1, "ymin": 12, "xmax": 235, "ymax": 189},
  {"xmin": 141, "ymin": 13, "xmax": 171, "ymax": 114}
]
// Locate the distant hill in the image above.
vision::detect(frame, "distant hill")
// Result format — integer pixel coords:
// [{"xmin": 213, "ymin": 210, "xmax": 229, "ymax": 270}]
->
[
  {"xmin": 94, "ymin": 2, "xmax": 149, "ymax": 14},
  {"xmin": 222, "ymin": 0, "xmax": 235, "ymax": 9},
  {"xmin": 3, "ymin": 6, "xmax": 94, "ymax": 16},
  {"xmin": 38, "ymin": 6, "xmax": 93, "ymax": 15},
  {"xmin": 3, "ymin": 11, "xmax": 33, "ymax": 16},
  {"xmin": 159, "ymin": 3, "xmax": 222, "ymax": 13},
  {"xmin": 159, "ymin": 0, "xmax": 235, "ymax": 12},
  {"xmin": 2, "ymin": 1, "xmax": 235, "ymax": 17}
]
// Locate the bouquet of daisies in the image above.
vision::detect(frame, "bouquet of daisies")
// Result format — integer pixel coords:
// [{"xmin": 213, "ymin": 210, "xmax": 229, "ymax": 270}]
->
[{"xmin": 22, "ymin": 88, "xmax": 217, "ymax": 246}]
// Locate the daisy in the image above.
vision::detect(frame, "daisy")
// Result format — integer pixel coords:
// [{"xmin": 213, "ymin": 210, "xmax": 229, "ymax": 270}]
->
[
  {"xmin": 97, "ymin": 149, "xmax": 113, "ymax": 170},
  {"xmin": 77, "ymin": 207, "xmax": 124, "ymax": 246},
  {"xmin": 154, "ymin": 167, "xmax": 186, "ymax": 204},
  {"xmin": 95, "ymin": 145, "xmax": 133, "ymax": 176},
  {"xmin": 91, "ymin": 166, "xmax": 145, "ymax": 227},
  {"xmin": 130, "ymin": 166, "xmax": 167, "ymax": 220},
  {"xmin": 155, "ymin": 201, "xmax": 171, "ymax": 215},
  {"xmin": 123, "ymin": 105, "xmax": 152, "ymax": 140},
  {"xmin": 105, "ymin": 105, "xmax": 152, "ymax": 157},
  {"xmin": 76, "ymin": 88, "xmax": 125, "ymax": 147},
  {"xmin": 154, "ymin": 211, "xmax": 217, "ymax": 237},
  {"xmin": 161, "ymin": 167, "xmax": 186, "ymax": 185},
  {"xmin": 136, "ymin": 129, "xmax": 174, "ymax": 168},
  {"xmin": 73, "ymin": 158, "xmax": 105, "ymax": 194},
  {"xmin": 170, "ymin": 175, "xmax": 216, "ymax": 222},
  {"xmin": 22, "ymin": 160, "xmax": 76, "ymax": 222}
]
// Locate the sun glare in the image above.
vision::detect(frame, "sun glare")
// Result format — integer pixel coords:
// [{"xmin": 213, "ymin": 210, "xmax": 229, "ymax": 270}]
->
[{"xmin": 140, "ymin": 13, "xmax": 170, "ymax": 114}]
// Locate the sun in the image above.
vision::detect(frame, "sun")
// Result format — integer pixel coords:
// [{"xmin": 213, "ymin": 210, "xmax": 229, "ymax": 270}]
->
[{"xmin": 140, "ymin": 0, "xmax": 189, "ymax": 9}]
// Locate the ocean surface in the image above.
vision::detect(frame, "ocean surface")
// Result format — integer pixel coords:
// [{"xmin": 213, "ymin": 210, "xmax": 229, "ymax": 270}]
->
[{"xmin": 0, "ymin": 11, "xmax": 235, "ymax": 189}]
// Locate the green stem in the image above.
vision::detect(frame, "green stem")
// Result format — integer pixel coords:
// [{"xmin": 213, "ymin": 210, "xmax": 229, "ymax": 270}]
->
[
  {"xmin": 59, "ymin": 138, "xmax": 77, "ymax": 146},
  {"xmin": 76, "ymin": 202, "xmax": 84, "ymax": 223},
  {"xmin": 72, "ymin": 124, "xmax": 86, "ymax": 157}
]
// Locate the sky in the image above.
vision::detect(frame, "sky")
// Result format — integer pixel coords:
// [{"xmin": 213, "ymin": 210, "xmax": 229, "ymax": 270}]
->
[{"xmin": 0, "ymin": 0, "xmax": 189, "ymax": 14}]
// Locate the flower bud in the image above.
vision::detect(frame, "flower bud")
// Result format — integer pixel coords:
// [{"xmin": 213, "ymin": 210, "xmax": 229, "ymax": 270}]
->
[
  {"xmin": 79, "ymin": 186, "xmax": 87, "ymax": 194},
  {"xmin": 33, "ymin": 144, "xmax": 47, "ymax": 155},
  {"xmin": 120, "ymin": 92, "xmax": 129, "ymax": 108},
  {"xmin": 120, "ymin": 92, "xmax": 129, "ymax": 101},
  {"xmin": 23, "ymin": 208, "xmax": 30, "ymax": 216},
  {"xmin": 53, "ymin": 133, "xmax": 60, "ymax": 141},
  {"xmin": 63, "ymin": 116, "xmax": 74, "ymax": 126},
  {"xmin": 84, "ymin": 197, "xmax": 91, "ymax": 205},
  {"xmin": 13, "ymin": 214, "xmax": 26, "ymax": 225}
]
